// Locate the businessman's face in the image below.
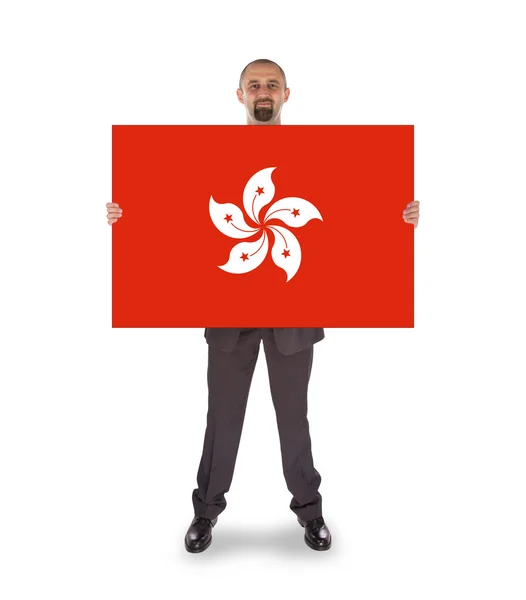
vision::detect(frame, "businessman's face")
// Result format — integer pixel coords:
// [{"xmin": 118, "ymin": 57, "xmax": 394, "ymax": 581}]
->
[{"xmin": 237, "ymin": 63, "xmax": 290, "ymax": 125}]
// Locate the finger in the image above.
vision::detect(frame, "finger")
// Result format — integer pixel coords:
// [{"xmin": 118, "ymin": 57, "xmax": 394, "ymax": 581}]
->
[
  {"xmin": 106, "ymin": 203, "xmax": 120, "ymax": 208},
  {"xmin": 403, "ymin": 208, "xmax": 419, "ymax": 216}
]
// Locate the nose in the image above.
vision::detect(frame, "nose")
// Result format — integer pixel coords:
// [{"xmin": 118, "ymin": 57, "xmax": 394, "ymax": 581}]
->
[{"xmin": 257, "ymin": 85, "xmax": 275, "ymax": 97}]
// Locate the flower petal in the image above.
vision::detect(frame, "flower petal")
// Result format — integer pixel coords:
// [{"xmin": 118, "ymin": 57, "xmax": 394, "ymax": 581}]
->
[
  {"xmin": 218, "ymin": 231, "xmax": 269, "ymax": 274},
  {"xmin": 242, "ymin": 167, "xmax": 276, "ymax": 224},
  {"xmin": 263, "ymin": 197, "xmax": 323, "ymax": 228},
  {"xmin": 268, "ymin": 225, "xmax": 301, "ymax": 282},
  {"xmin": 209, "ymin": 195, "xmax": 260, "ymax": 239}
]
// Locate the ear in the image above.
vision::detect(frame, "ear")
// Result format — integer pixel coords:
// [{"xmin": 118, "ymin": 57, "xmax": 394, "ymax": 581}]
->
[
  {"xmin": 236, "ymin": 88, "xmax": 245, "ymax": 104},
  {"xmin": 284, "ymin": 88, "xmax": 290, "ymax": 103}
]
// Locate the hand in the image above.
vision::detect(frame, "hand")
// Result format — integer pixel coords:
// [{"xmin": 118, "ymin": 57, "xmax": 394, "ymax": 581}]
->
[
  {"xmin": 402, "ymin": 201, "xmax": 419, "ymax": 228},
  {"xmin": 106, "ymin": 203, "xmax": 123, "ymax": 225}
]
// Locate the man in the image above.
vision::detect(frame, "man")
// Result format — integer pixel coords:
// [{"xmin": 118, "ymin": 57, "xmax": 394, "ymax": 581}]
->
[{"xmin": 106, "ymin": 58, "xmax": 420, "ymax": 553}]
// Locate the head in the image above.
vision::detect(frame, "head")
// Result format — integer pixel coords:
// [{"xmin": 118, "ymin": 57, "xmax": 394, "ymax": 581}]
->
[{"xmin": 237, "ymin": 59, "xmax": 290, "ymax": 125}]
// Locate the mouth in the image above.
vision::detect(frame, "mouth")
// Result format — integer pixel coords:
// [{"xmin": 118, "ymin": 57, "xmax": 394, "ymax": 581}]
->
[{"xmin": 256, "ymin": 102, "xmax": 272, "ymax": 107}]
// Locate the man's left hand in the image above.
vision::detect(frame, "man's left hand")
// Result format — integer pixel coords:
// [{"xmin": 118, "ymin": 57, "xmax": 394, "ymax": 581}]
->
[{"xmin": 403, "ymin": 201, "xmax": 420, "ymax": 228}]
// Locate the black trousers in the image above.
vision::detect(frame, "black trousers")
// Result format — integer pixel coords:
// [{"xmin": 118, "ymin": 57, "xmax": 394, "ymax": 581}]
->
[{"xmin": 192, "ymin": 328, "xmax": 323, "ymax": 522}]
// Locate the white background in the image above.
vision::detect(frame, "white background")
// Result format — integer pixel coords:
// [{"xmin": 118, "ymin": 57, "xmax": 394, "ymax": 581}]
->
[{"xmin": 1, "ymin": 0, "xmax": 525, "ymax": 598}]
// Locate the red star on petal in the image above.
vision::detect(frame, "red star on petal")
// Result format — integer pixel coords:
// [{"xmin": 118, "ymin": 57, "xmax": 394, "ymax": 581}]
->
[
  {"xmin": 224, "ymin": 214, "xmax": 233, "ymax": 223},
  {"xmin": 240, "ymin": 252, "xmax": 249, "ymax": 262},
  {"xmin": 282, "ymin": 249, "xmax": 291, "ymax": 258},
  {"xmin": 256, "ymin": 186, "xmax": 264, "ymax": 195},
  {"xmin": 291, "ymin": 208, "xmax": 300, "ymax": 217}
]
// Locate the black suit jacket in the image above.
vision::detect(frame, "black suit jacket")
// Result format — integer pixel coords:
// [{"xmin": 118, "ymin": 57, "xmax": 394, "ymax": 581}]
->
[{"xmin": 204, "ymin": 328, "xmax": 325, "ymax": 355}]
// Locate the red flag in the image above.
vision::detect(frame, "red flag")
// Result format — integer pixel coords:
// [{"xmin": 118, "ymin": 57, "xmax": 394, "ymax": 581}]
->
[{"xmin": 112, "ymin": 125, "xmax": 413, "ymax": 327}]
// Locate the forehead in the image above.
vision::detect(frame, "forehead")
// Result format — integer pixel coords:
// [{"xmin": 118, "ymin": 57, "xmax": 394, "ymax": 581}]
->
[{"xmin": 243, "ymin": 64, "xmax": 284, "ymax": 85}]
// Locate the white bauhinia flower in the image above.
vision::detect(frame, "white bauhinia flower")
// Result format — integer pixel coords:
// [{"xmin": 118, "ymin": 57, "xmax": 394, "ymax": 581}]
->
[{"xmin": 209, "ymin": 167, "xmax": 322, "ymax": 282}]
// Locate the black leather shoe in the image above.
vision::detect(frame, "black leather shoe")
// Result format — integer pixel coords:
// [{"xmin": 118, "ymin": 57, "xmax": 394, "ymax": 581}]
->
[
  {"xmin": 184, "ymin": 516, "xmax": 218, "ymax": 553},
  {"xmin": 298, "ymin": 516, "xmax": 332, "ymax": 551}
]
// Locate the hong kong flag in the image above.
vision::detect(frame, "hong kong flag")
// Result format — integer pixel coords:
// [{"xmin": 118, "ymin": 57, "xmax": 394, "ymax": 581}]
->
[{"xmin": 112, "ymin": 125, "xmax": 413, "ymax": 327}]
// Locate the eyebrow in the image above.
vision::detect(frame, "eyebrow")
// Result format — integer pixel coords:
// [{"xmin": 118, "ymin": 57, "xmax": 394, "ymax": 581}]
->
[{"xmin": 247, "ymin": 79, "xmax": 281, "ymax": 85}]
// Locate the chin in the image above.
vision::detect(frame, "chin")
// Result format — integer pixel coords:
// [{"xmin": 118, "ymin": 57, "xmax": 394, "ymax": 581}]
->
[{"xmin": 254, "ymin": 111, "xmax": 273, "ymax": 123}]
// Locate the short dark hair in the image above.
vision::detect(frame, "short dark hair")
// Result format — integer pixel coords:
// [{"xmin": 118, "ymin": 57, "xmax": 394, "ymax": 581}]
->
[{"xmin": 238, "ymin": 58, "xmax": 287, "ymax": 91}]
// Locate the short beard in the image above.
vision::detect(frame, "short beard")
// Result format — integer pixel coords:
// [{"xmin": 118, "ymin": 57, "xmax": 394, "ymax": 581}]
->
[{"xmin": 254, "ymin": 107, "xmax": 273, "ymax": 122}]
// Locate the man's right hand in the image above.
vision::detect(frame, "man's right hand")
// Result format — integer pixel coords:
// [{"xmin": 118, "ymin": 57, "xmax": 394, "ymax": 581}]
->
[{"xmin": 106, "ymin": 203, "xmax": 123, "ymax": 225}]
